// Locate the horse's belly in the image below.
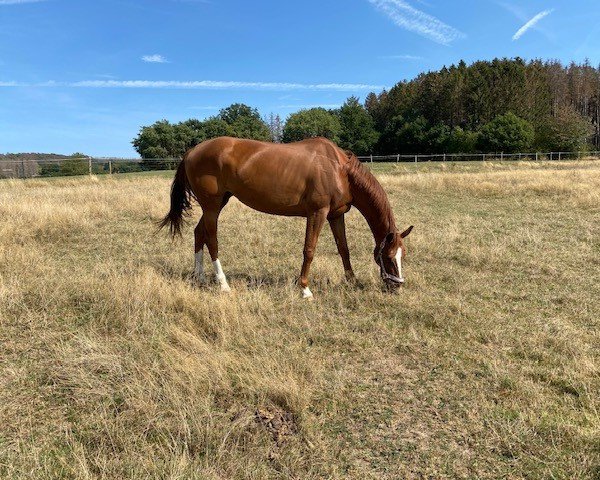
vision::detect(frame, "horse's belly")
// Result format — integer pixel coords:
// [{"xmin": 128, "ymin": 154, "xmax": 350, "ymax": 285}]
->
[{"xmin": 232, "ymin": 189, "xmax": 307, "ymax": 217}]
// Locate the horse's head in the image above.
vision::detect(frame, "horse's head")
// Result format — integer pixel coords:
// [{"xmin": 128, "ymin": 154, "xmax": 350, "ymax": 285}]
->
[{"xmin": 374, "ymin": 226, "xmax": 414, "ymax": 290}]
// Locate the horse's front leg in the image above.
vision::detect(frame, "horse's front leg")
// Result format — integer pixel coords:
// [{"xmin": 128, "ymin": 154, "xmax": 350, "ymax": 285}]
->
[
  {"xmin": 328, "ymin": 214, "xmax": 356, "ymax": 282},
  {"xmin": 299, "ymin": 208, "xmax": 328, "ymax": 300}
]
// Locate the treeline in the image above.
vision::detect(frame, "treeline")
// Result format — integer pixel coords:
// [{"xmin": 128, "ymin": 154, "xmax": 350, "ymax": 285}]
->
[
  {"xmin": 367, "ymin": 58, "xmax": 599, "ymax": 154},
  {"xmin": 0, "ymin": 153, "xmax": 77, "ymax": 161},
  {"xmin": 132, "ymin": 58, "xmax": 600, "ymax": 159}
]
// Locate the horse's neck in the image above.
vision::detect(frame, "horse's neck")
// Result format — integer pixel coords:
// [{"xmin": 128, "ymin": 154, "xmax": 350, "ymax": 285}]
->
[{"xmin": 347, "ymin": 164, "xmax": 396, "ymax": 244}]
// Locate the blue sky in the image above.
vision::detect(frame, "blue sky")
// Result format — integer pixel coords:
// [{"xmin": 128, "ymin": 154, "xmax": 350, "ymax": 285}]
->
[{"xmin": 1, "ymin": 0, "xmax": 599, "ymax": 157}]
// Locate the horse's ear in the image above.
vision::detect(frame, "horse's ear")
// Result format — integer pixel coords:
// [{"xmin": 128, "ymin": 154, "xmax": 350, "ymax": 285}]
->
[{"xmin": 400, "ymin": 226, "xmax": 414, "ymax": 239}]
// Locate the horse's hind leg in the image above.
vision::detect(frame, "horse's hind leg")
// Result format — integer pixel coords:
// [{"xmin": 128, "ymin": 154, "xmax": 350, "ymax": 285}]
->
[
  {"xmin": 299, "ymin": 208, "xmax": 328, "ymax": 299},
  {"xmin": 202, "ymin": 195, "xmax": 232, "ymax": 292},
  {"xmin": 193, "ymin": 217, "xmax": 208, "ymax": 284},
  {"xmin": 328, "ymin": 215, "xmax": 355, "ymax": 282}
]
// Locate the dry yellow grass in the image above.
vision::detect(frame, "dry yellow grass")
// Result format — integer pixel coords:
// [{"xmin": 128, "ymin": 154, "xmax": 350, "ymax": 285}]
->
[{"xmin": 0, "ymin": 160, "xmax": 599, "ymax": 479}]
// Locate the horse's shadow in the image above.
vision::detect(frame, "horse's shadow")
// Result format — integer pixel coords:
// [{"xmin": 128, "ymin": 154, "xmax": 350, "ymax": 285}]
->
[
  {"xmin": 154, "ymin": 260, "xmax": 369, "ymax": 292},
  {"xmin": 226, "ymin": 272, "xmax": 292, "ymax": 288}
]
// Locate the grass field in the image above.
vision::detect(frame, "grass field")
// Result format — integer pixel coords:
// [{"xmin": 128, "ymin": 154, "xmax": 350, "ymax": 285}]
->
[{"xmin": 1, "ymin": 160, "xmax": 599, "ymax": 479}]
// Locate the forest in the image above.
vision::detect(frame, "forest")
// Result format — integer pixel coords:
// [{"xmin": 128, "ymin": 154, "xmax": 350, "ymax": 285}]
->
[{"xmin": 127, "ymin": 58, "xmax": 599, "ymax": 158}]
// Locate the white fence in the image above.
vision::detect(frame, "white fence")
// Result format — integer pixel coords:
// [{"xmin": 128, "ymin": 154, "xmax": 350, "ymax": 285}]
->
[
  {"xmin": 1, "ymin": 151, "xmax": 599, "ymax": 179},
  {"xmin": 357, "ymin": 151, "xmax": 600, "ymax": 163}
]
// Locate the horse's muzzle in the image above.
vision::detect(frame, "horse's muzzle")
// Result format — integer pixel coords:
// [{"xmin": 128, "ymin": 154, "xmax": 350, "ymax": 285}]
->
[{"xmin": 383, "ymin": 276, "xmax": 405, "ymax": 291}]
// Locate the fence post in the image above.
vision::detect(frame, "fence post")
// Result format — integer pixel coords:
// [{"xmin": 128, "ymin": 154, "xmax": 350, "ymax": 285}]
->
[
  {"xmin": 558, "ymin": 152, "xmax": 562, "ymax": 161},
  {"xmin": 88, "ymin": 157, "xmax": 92, "ymax": 176},
  {"xmin": 109, "ymin": 159, "xmax": 113, "ymax": 175},
  {"xmin": 414, "ymin": 155, "xmax": 418, "ymax": 163},
  {"xmin": 443, "ymin": 153, "xmax": 446, "ymax": 162},
  {"xmin": 370, "ymin": 154, "xmax": 373, "ymax": 164},
  {"xmin": 397, "ymin": 154, "xmax": 400, "ymax": 163},
  {"xmin": 500, "ymin": 152, "xmax": 503, "ymax": 161},
  {"xmin": 536, "ymin": 152, "xmax": 539, "ymax": 161}
]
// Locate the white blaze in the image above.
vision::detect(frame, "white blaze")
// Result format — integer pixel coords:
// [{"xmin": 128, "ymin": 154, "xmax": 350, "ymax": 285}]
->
[
  {"xmin": 395, "ymin": 250, "xmax": 404, "ymax": 279},
  {"xmin": 212, "ymin": 259, "xmax": 231, "ymax": 292}
]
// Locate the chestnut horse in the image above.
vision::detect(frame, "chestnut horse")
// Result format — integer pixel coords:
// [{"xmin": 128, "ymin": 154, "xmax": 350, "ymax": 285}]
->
[{"xmin": 160, "ymin": 136, "xmax": 413, "ymax": 298}]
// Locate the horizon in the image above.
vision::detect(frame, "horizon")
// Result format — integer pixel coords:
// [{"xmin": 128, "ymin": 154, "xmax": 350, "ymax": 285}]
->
[{"xmin": 1, "ymin": 0, "xmax": 599, "ymax": 157}]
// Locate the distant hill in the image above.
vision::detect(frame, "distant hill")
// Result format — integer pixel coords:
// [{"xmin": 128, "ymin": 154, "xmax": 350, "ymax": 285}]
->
[{"xmin": 0, "ymin": 153, "xmax": 87, "ymax": 161}]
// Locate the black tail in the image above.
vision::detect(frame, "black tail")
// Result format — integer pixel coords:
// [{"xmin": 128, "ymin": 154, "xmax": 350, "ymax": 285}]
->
[{"xmin": 158, "ymin": 159, "xmax": 193, "ymax": 237}]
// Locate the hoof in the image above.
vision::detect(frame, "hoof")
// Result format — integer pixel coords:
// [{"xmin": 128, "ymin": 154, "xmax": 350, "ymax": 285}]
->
[
  {"xmin": 220, "ymin": 284, "xmax": 232, "ymax": 293},
  {"xmin": 302, "ymin": 287, "xmax": 314, "ymax": 300}
]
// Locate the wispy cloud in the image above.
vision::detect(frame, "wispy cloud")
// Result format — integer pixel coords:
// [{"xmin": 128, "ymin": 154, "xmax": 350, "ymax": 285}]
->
[
  {"xmin": 142, "ymin": 54, "xmax": 168, "ymax": 63},
  {"xmin": 277, "ymin": 104, "xmax": 341, "ymax": 109},
  {"xmin": 512, "ymin": 9, "xmax": 554, "ymax": 41},
  {"xmin": 497, "ymin": 2, "xmax": 553, "ymax": 42},
  {"xmin": 0, "ymin": 0, "xmax": 46, "ymax": 4},
  {"xmin": 94, "ymin": 74, "xmax": 119, "ymax": 79},
  {"xmin": 379, "ymin": 54, "xmax": 424, "ymax": 60},
  {"xmin": 368, "ymin": 0, "xmax": 464, "ymax": 45},
  {"xmin": 0, "ymin": 79, "xmax": 385, "ymax": 91}
]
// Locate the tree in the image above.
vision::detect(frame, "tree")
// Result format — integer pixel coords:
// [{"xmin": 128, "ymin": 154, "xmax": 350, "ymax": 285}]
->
[
  {"xmin": 429, "ymin": 124, "xmax": 453, "ymax": 152},
  {"xmin": 266, "ymin": 113, "xmax": 284, "ymax": 143},
  {"xmin": 218, "ymin": 103, "xmax": 258, "ymax": 125},
  {"xmin": 200, "ymin": 118, "xmax": 233, "ymax": 139},
  {"xmin": 282, "ymin": 108, "xmax": 342, "ymax": 143},
  {"xmin": 132, "ymin": 104, "xmax": 271, "ymax": 168},
  {"xmin": 132, "ymin": 120, "xmax": 189, "ymax": 170},
  {"xmin": 364, "ymin": 92, "xmax": 379, "ymax": 116},
  {"xmin": 179, "ymin": 119, "xmax": 208, "ymax": 151},
  {"xmin": 179, "ymin": 117, "xmax": 233, "ymax": 148},
  {"xmin": 378, "ymin": 116, "xmax": 452, "ymax": 154},
  {"xmin": 536, "ymin": 107, "xmax": 594, "ymax": 152},
  {"xmin": 218, "ymin": 104, "xmax": 271, "ymax": 141},
  {"xmin": 337, "ymin": 97, "xmax": 379, "ymax": 155},
  {"xmin": 60, "ymin": 153, "xmax": 89, "ymax": 176},
  {"xmin": 132, "ymin": 120, "xmax": 184, "ymax": 159},
  {"xmin": 446, "ymin": 127, "xmax": 479, "ymax": 153},
  {"xmin": 477, "ymin": 112, "xmax": 534, "ymax": 153}
]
